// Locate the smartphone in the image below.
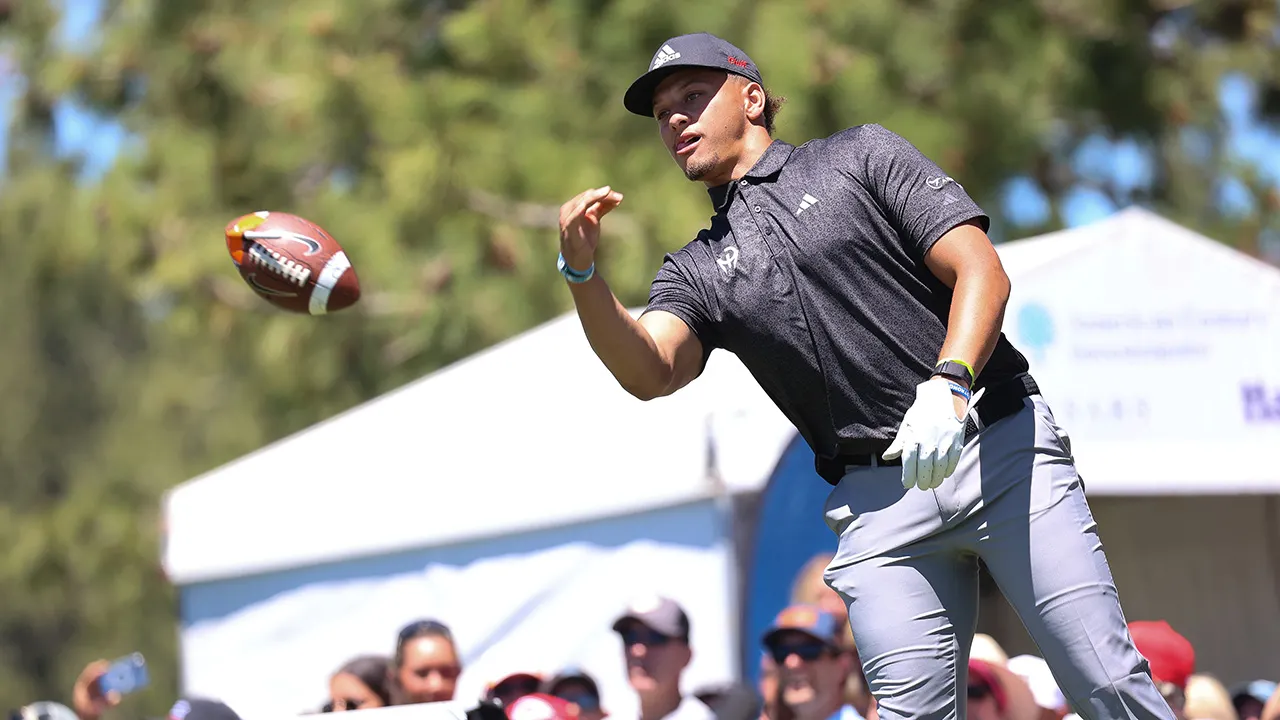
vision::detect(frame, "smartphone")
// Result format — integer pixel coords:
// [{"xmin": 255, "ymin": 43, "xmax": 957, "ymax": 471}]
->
[{"xmin": 96, "ymin": 653, "xmax": 149, "ymax": 697}]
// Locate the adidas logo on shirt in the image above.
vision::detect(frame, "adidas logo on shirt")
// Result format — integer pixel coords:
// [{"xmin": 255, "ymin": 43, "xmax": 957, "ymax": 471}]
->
[
  {"xmin": 796, "ymin": 193, "xmax": 819, "ymax": 215},
  {"xmin": 651, "ymin": 44, "xmax": 681, "ymax": 69}
]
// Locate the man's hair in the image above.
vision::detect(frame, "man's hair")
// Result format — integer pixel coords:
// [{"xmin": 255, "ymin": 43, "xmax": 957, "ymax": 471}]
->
[{"xmin": 762, "ymin": 90, "xmax": 786, "ymax": 135}]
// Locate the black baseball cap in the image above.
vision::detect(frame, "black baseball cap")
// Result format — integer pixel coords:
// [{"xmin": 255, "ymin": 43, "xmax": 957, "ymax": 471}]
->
[{"xmin": 623, "ymin": 32, "xmax": 765, "ymax": 117}]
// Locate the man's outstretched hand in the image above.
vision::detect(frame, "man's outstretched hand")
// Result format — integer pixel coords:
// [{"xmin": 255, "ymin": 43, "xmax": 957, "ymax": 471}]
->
[{"xmin": 558, "ymin": 186, "xmax": 624, "ymax": 272}]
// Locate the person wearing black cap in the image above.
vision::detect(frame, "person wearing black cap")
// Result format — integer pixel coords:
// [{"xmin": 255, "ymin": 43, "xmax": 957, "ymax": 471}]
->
[
  {"xmin": 543, "ymin": 669, "xmax": 607, "ymax": 720},
  {"xmin": 555, "ymin": 30, "xmax": 1173, "ymax": 720},
  {"xmin": 611, "ymin": 596, "xmax": 712, "ymax": 720}
]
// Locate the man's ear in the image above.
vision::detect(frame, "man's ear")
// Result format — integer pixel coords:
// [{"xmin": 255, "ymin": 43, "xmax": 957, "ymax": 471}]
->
[{"xmin": 743, "ymin": 80, "xmax": 765, "ymax": 123}]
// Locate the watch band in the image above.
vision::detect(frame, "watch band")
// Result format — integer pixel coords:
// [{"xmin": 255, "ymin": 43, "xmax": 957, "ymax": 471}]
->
[{"xmin": 934, "ymin": 359, "xmax": 974, "ymax": 386}]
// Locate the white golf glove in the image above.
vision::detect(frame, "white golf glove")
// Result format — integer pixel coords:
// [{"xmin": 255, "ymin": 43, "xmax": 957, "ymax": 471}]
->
[{"xmin": 883, "ymin": 378, "xmax": 986, "ymax": 491}]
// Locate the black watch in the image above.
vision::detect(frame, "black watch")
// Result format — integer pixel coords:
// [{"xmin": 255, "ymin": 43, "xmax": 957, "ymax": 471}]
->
[{"xmin": 933, "ymin": 360, "xmax": 974, "ymax": 387}]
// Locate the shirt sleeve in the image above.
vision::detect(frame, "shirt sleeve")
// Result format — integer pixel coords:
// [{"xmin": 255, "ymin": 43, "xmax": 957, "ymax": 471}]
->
[
  {"xmin": 853, "ymin": 123, "xmax": 990, "ymax": 257},
  {"xmin": 643, "ymin": 251, "xmax": 719, "ymax": 367}
]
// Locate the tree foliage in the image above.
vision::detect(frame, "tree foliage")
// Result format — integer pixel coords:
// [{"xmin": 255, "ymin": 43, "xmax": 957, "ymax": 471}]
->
[{"xmin": 0, "ymin": 0, "xmax": 1276, "ymax": 712}]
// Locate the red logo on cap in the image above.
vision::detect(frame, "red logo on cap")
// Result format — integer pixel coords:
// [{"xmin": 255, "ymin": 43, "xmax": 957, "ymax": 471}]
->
[{"xmin": 727, "ymin": 56, "xmax": 749, "ymax": 68}]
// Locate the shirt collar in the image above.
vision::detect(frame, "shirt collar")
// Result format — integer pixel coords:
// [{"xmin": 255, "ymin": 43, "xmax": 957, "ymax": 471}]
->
[{"xmin": 706, "ymin": 140, "xmax": 796, "ymax": 211}]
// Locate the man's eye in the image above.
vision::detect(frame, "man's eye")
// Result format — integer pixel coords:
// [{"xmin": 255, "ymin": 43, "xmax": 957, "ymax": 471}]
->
[{"xmin": 686, "ymin": 93, "xmax": 700, "ymax": 103}]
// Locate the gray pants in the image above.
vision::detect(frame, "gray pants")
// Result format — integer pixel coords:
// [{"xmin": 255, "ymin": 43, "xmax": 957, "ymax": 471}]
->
[{"xmin": 821, "ymin": 395, "xmax": 1174, "ymax": 720}]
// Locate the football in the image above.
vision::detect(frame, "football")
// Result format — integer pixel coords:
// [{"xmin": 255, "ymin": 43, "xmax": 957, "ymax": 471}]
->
[{"xmin": 224, "ymin": 211, "xmax": 360, "ymax": 314}]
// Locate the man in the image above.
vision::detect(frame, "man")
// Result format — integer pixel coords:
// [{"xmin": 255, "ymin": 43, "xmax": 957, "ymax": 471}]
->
[
  {"xmin": 1125, "ymin": 621, "xmax": 1195, "ymax": 720},
  {"xmin": 393, "ymin": 619, "xmax": 463, "ymax": 705},
  {"xmin": 761, "ymin": 605, "xmax": 864, "ymax": 720},
  {"xmin": 1231, "ymin": 680, "xmax": 1279, "ymax": 720},
  {"xmin": 556, "ymin": 31, "xmax": 1172, "ymax": 720},
  {"xmin": 611, "ymin": 595, "xmax": 713, "ymax": 720}
]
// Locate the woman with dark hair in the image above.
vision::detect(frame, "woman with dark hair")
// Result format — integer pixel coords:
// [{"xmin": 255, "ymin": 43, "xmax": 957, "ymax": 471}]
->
[
  {"xmin": 392, "ymin": 619, "xmax": 462, "ymax": 705},
  {"xmin": 327, "ymin": 655, "xmax": 394, "ymax": 712}
]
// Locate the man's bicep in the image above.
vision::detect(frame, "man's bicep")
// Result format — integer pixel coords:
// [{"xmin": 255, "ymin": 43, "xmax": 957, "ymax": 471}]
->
[{"xmin": 638, "ymin": 310, "xmax": 706, "ymax": 396}]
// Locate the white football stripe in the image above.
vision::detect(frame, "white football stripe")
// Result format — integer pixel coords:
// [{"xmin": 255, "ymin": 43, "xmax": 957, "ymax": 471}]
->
[{"xmin": 309, "ymin": 251, "xmax": 352, "ymax": 315}]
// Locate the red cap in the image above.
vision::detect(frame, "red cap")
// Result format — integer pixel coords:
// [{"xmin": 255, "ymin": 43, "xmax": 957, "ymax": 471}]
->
[
  {"xmin": 1128, "ymin": 620, "xmax": 1195, "ymax": 689},
  {"xmin": 505, "ymin": 694, "xmax": 577, "ymax": 720},
  {"xmin": 968, "ymin": 659, "xmax": 1008, "ymax": 713}
]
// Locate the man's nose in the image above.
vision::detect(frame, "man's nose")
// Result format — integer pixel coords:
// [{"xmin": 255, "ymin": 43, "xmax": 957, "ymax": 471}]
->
[
  {"xmin": 784, "ymin": 652, "xmax": 805, "ymax": 669},
  {"xmin": 629, "ymin": 642, "xmax": 648, "ymax": 658}
]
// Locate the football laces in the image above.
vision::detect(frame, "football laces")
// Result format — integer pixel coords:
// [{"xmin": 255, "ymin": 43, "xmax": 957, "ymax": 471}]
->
[{"xmin": 242, "ymin": 232, "xmax": 312, "ymax": 287}]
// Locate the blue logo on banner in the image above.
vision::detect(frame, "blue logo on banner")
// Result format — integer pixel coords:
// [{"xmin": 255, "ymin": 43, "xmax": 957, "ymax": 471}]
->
[
  {"xmin": 1016, "ymin": 303, "xmax": 1055, "ymax": 363},
  {"xmin": 1243, "ymin": 383, "xmax": 1280, "ymax": 422}
]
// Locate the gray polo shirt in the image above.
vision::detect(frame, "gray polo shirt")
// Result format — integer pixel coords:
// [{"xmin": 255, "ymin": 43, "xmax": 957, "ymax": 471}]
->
[{"xmin": 643, "ymin": 123, "xmax": 1030, "ymax": 462}]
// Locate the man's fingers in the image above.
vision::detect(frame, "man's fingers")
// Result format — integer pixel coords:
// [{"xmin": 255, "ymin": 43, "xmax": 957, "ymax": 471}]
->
[
  {"xmin": 584, "ymin": 192, "xmax": 624, "ymax": 223},
  {"xmin": 564, "ymin": 186, "xmax": 617, "ymax": 225},
  {"xmin": 882, "ymin": 433, "xmax": 904, "ymax": 461},
  {"xmin": 901, "ymin": 444, "xmax": 920, "ymax": 490}
]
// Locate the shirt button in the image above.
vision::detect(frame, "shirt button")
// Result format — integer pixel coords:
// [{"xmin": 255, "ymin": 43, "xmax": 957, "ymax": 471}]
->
[
  {"xmin": 765, "ymin": 227, "xmax": 773, "ymax": 234},
  {"xmin": 740, "ymin": 180, "xmax": 748, "ymax": 186},
  {"xmin": 753, "ymin": 205, "xmax": 761, "ymax": 212}
]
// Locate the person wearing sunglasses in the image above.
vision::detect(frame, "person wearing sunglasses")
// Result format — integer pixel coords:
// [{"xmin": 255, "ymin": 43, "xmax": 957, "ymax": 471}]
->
[
  {"xmin": 611, "ymin": 595, "xmax": 712, "ymax": 720},
  {"xmin": 761, "ymin": 605, "xmax": 864, "ymax": 720},
  {"xmin": 544, "ymin": 670, "xmax": 608, "ymax": 720},
  {"xmin": 393, "ymin": 619, "xmax": 463, "ymax": 705}
]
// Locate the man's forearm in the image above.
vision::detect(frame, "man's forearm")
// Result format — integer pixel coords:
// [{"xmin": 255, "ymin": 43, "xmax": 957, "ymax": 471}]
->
[
  {"xmin": 567, "ymin": 275, "xmax": 673, "ymax": 399},
  {"xmin": 936, "ymin": 265, "xmax": 1010, "ymax": 383}
]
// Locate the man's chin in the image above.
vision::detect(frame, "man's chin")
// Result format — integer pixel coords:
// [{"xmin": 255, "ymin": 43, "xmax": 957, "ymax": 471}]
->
[{"xmin": 782, "ymin": 689, "xmax": 817, "ymax": 709}]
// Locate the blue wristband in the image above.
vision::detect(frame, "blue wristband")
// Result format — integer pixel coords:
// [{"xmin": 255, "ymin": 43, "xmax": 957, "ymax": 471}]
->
[
  {"xmin": 947, "ymin": 380, "xmax": 972, "ymax": 402},
  {"xmin": 558, "ymin": 253, "xmax": 595, "ymax": 284}
]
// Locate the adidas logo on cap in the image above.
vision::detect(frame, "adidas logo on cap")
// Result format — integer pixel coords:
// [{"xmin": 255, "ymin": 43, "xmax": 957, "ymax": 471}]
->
[{"xmin": 650, "ymin": 44, "xmax": 681, "ymax": 70}]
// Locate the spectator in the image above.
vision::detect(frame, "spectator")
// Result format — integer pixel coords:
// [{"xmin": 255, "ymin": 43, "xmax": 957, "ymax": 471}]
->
[
  {"xmin": 486, "ymin": 673, "xmax": 544, "ymax": 709},
  {"xmin": 788, "ymin": 554, "xmax": 874, "ymax": 718},
  {"xmin": 327, "ymin": 655, "xmax": 395, "ymax": 712},
  {"xmin": 1128, "ymin": 620, "xmax": 1195, "ymax": 720},
  {"xmin": 543, "ymin": 669, "xmax": 608, "ymax": 720},
  {"xmin": 393, "ymin": 619, "xmax": 463, "ymax": 705},
  {"xmin": 1231, "ymin": 681, "xmax": 1277, "ymax": 720},
  {"xmin": 1183, "ymin": 674, "xmax": 1238, "ymax": 720},
  {"xmin": 1006, "ymin": 655, "xmax": 1069, "ymax": 720},
  {"xmin": 611, "ymin": 595, "xmax": 713, "ymax": 720},
  {"xmin": 966, "ymin": 638, "xmax": 1038, "ymax": 720},
  {"xmin": 761, "ymin": 604, "xmax": 863, "ymax": 720}
]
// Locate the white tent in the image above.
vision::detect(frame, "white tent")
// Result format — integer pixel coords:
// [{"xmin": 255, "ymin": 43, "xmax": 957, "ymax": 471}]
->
[{"xmin": 162, "ymin": 207, "xmax": 1280, "ymax": 719}]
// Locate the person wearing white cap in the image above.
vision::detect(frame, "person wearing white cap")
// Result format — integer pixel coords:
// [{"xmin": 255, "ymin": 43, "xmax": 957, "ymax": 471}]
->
[
  {"xmin": 612, "ymin": 595, "xmax": 713, "ymax": 720},
  {"xmin": 1007, "ymin": 655, "xmax": 1069, "ymax": 720}
]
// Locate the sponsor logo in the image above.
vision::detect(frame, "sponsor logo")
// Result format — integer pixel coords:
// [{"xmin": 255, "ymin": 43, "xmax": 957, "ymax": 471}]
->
[
  {"xmin": 246, "ymin": 273, "xmax": 298, "ymax": 297},
  {"xmin": 1243, "ymin": 382, "xmax": 1280, "ymax": 422},
  {"xmin": 716, "ymin": 246, "xmax": 739, "ymax": 275}
]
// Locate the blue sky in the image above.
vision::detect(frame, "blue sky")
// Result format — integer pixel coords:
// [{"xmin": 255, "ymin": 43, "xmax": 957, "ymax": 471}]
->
[{"xmin": 2, "ymin": 0, "xmax": 1278, "ymax": 235}]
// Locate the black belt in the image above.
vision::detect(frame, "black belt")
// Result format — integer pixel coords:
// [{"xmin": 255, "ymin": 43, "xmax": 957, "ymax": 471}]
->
[{"xmin": 814, "ymin": 373, "xmax": 1041, "ymax": 486}]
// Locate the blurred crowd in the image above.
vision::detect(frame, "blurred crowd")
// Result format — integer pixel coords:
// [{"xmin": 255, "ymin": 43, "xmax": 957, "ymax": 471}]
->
[{"xmin": 21, "ymin": 552, "xmax": 1280, "ymax": 720}]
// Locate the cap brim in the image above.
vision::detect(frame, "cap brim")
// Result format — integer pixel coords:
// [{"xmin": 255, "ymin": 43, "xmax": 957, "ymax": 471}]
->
[
  {"xmin": 623, "ymin": 63, "xmax": 756, "ymax": 117},
  {"xmin": 761, "ymin": 627, "xmax": 827, "ymax": 649},
  {"xmin": 623, "ymin": 66, "xmax": 688, "ymax": 117}
]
